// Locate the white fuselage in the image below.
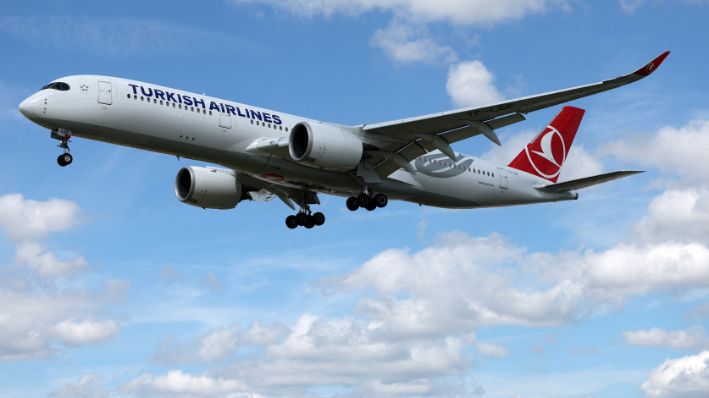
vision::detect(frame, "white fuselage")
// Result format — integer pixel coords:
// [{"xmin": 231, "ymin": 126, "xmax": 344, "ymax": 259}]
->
[{"xmin": 19, "ymin": 75, "xmax": 576, "ymax": 209}]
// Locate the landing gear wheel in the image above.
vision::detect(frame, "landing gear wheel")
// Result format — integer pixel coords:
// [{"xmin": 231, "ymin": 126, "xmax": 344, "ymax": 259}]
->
[
  {"xmin": 365, "ymin": 202, "xmax": 377, "ymax": 211},
  {"xmin": 374, "ymin": 193, "xmax": 388, "ymax": 208},
  {"xmin": 295, "ymin": 212, "xmax": 308, "ymax": 226},
  {"xmin": 287, "ymin": 206, "xmax": 325, "ymax": 230},
  {"xmin": 313, "ymin": 212, "xmax": 325, "ymax": 226},
  {"xmin": 304, "ymin": 216, "xmax": 315, "ymax": 229},
  {"xmin": 285, "ymin": 215, "xmax": 298, "ymax": 229},
  {"xmin": 346, "ymin": 196, "xmax": 359, "ymax": 211},
  {"xmin": 357, "ymin": 193, "xmax": 370, "ymax": 207},
  {"xmin": 57, "ymin": 153, "xmax": 73, "ymax": 167}
]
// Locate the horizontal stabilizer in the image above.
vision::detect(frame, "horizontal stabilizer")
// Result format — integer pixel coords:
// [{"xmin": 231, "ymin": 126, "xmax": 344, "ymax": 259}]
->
[{"xmin": 536, "ymin": 170, "xmax": 644, "ymax": 193}]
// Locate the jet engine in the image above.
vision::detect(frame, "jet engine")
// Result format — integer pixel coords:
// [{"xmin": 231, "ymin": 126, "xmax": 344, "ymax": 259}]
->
[
  {"xmin": 175, "ymin": 166, "xmax": 242, "ymax": 209},
  {"xmin": 288, "ymin": 122, "xmax": 363, "ymax": 171}
]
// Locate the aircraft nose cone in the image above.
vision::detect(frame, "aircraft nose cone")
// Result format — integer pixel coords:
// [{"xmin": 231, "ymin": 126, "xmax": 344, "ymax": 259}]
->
[
  {"xmin": 18, "ymin": 95, "xmax": 41, "ymax": 119},
  {"xmin": 18, "ymin": 98, "xmax": 30, "ymax": 117}
]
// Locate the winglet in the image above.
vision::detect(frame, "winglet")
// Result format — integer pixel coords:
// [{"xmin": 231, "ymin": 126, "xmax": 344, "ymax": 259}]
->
[{"xmin": 632, "ymin": 51, "xmax": 670, "ymax": 77}]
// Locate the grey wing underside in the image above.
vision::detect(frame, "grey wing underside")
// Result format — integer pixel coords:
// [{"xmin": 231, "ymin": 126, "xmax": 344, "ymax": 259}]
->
[{"xmin": 358, "ymin": 51, "xmax": 670, "ymax": 179}]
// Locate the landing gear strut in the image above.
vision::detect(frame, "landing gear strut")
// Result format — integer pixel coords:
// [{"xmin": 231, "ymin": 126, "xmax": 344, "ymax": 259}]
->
[
  {"xmin": 52, "ymin": 130, "xmax": 73, "ymax": 167},
  {"xmin": 285, "ymin": 206, "xmax": 325, "ymax": 230},
  {"xmin": 346, "ymin": 192, "xmax": 388, "ymax": 212}
]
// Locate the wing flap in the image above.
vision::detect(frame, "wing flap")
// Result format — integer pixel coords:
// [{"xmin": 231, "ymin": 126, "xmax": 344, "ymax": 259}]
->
[{"xmin": 536, "ymin": 171, "xmax": 644, "ymax": 193}]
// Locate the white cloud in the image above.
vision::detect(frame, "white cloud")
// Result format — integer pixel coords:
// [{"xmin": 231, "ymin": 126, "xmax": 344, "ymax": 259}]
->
[
  {"xmin": 475, "ymin": 340, "xmax": 509, "ymax": 358},
  {"xmin": 242, "ymin": 322, "xmax": 288, "ymax": 345},
  {"xmin": 198, "ymin": 327, "xmax": 240, "ymax": 362},
  {"xmin": 154, "ymin": 322, "xmax": 288, "ymax": 365},
  {"xmin": 232, "ymin": 0, "xmax": 554, "ymax": 26},
  {"xmin": 15, "ymin": 242, "xmax": 87, "ymax": 277},
  {"xmin": 145, "ymin": 316, "xmax": 464, "ymax": 395},
  {"xmin": 50, "ymin": 374, "xmax": 107, "ymax": 398},
  {"xmin": 153, "ymin": 328, "xmax": 240, "ymax": 365},
  {"xmin": 0, "ymin": 194, "xmax": 80, "ymax": 242},
  {"xmin": 53, "ymin": 319, "xmax": 119, "ymax": 346},
  {"xmin": 132, "ymin": 227, "xmax": 709, "ymax": 396},
  {"xmin": 625, "ymin": 327, "xmax": 709, "ymax": 350},
  {"xmin": 371, "ymin": 19, "xmax": 458, "ymax": 64},
  {"xmin": 0, "ymin": 194, "xmax": 121, "ymax": 361},
  {"xmin": 634, "ymin": 189, "xmax": 709, "ymax": 243},
  {"xmin": 231, "ymin": 1, "xmax": 558, "ymax": 74},
  {"xmin": 399, "ymin": 0, "xmax": 551, "ymax": 25},
  {"xmin": 559, "ymin": 145, "xmax": 605, "ymax": 181},
  {"xmin": 266, "ymin": 315, "xmax": 397, "ymax": 362},
  {"xmin": 620, "ymin": 0, "xmax": 645, "ymax": 13},
  {"xmin": 642, "ymin": 351, "xmax": 709, "ymax": 398},
  {"xmin": 481, "ymin": 129, "xmax": 537, "ymax": 163},
  {"xmin": 0, "ymin": 285, "xmax": 97, "ymax": 360},
  {"xmin": 241, "ymin": 313, "xmax": 464, "ymax": 392},
  {"xmin": 446, "ymin": 60, "xmax": 504, "ymax": 107},
  {"xmin": 620, "ymin": 0, "xmax": 709, "ymax": 14},
  {"xmin": 340, "ymin": 233, "xmax": 709, "ymax": 336},
  {"xmin": 604, "ymin": 119, "xmax": 709, "ymax": 185},
  {"xmin": 583, "ymin": 243, "xmax": 709, "ymax": 299},
  {"xmin": 125, "ymin": 370, "xmax": 246, "ymax": 397}
]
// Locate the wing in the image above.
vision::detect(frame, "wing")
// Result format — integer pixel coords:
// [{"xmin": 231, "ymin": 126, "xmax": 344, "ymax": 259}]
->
[{"xmin": 359, "ymin": 51, "xmax": 670, "ymax": 179}]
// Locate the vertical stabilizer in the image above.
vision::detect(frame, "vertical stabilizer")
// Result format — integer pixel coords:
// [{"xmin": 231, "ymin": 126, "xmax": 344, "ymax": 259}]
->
[{"xmin": 507, "ymin": 106, "xmax": 585, "ymax": 182}]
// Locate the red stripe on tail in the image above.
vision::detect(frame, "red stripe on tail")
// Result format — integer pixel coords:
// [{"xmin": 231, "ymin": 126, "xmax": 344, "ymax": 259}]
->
[{"xmin": 507, "ymin": 106, "xmax": 585, "ymax": 183}]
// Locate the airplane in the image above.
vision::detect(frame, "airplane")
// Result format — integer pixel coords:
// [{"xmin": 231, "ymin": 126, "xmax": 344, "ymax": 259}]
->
[{"xmin": 18, "ymin": 51, "xmax": 669, "ymax": 229}]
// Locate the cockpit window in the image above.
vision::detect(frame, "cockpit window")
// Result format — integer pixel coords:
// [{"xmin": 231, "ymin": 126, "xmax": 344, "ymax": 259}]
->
[{"xmin": 41, "ymin": 82, "xmax": 70, "ymax": 91}]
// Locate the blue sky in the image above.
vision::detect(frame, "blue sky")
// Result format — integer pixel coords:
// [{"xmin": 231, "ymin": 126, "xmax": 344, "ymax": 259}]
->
[{"xmin": 1, "ymin": 1, "xmax": 709, "ymax": 397}]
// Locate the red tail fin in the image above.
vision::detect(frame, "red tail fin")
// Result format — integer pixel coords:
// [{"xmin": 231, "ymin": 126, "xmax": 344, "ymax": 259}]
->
[{"xmin": 507, "ymin": 106, "xmax": 585, "ymax": 183}]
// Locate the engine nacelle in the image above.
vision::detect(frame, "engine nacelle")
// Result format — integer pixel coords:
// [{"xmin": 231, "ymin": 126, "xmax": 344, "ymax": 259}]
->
[
  {"xmin": 175, "ymin": 166, "xmax": 242, "ymax": 209},
  {"xmin": 288, "ymin": 122, "xmax": 363, "ymax": 171}
]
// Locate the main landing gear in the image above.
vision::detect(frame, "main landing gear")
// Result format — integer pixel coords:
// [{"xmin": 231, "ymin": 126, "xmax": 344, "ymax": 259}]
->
[
  {"xmin": 346, "ymin": 193, "xmax": 388, "ymax": 212},
  {"xmin": 52, "ymin": 130, "xmax": 73, "ymax": 167},
  {"xmin": 285, "ymin": 206, "xmax": 326, "ymax": 230}
]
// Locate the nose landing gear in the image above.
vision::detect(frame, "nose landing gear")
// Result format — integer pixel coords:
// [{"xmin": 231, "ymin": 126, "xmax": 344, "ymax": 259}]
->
[
  {"xmin": 51, "ymin": 129, "xmax": 73, "ymax": 167},
  {"xmin": 346, "ymin": 193, "xmax": 388, "ymax": 212},
  {"xmin": 57, "ymin": 152, "xmax": 73, "ymax": 167},
  {"xmin": 285, "ymin": 206, "xmax": 326, "ymax": 229}
]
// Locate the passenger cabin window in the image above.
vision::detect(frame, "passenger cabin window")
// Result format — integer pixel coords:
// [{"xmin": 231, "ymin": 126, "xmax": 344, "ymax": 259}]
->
[{"xmin": 41, "ymin": 82, "xmax": 70, "ymax": 91}]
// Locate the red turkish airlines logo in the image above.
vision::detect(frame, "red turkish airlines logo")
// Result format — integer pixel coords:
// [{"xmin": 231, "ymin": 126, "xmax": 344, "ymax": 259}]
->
[{"xmin": 524, "ymin": 125, "xmax": 567, "ymax": 180}]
